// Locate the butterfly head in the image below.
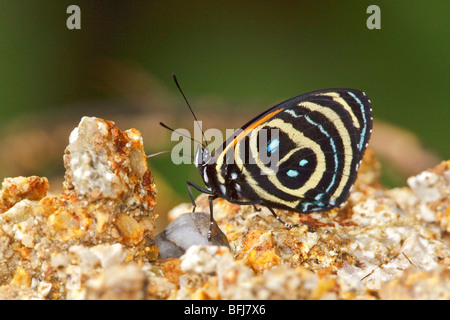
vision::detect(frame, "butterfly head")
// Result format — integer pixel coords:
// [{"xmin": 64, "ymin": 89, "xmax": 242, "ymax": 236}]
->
[
  {"xmin": 194, "ymin": 145, "xmax": 212, "ymax": 168},
  {"xmin": 194, "ymin": 146, "xmax": 225, "ymax": 194}
]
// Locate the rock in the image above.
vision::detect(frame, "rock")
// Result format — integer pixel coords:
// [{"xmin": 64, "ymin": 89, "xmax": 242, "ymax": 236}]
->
[
  {"xmin": 0, "ymin": 117, "xmax": 158, "ymax": 299},
  {"xmin": 155, "ymin": 212, "xmax": 230, "ymax": 259},
  {"xmin": 0, "ymin": 115, "xmax": 449, "ymax": 300},
  {"xmin": 175, "ymin": 245, "xmax": 331, "ymax": 299},
  {"xmin": 407, "ymin": 160, "xmax": 450, "ymax": 232},
  {"xmin": 186, "ymin": 154, "xmax": 450, "ymax": 299},
  {"xmin": 63, "ymin": 117, "xmax": 156, "ymax": 208},
  {"xmin": 0, "ymin": 176, "xmax": 49, "ymax": 213},
  {"xmin": 380, "ymin": 266, "xmax": 450, "ymax": 299},
  {"xmin": 60, "ymin": 116, "xmax": 158, "ymax": 247},
  {"xmin": 84, "ymin": 264, "xmax": 148, "ymax": 300}
]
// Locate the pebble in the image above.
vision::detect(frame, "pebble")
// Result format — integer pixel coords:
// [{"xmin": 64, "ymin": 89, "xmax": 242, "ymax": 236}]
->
[{"xmin": 155, "ymin": 212, "xmax": 230, "ymax": 259}]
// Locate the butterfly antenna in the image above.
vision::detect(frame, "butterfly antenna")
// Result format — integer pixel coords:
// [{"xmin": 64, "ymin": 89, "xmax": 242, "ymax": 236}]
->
[
  {"xmin": 146, "ymin": 149, "xmax": 195, "ymax": 161},
  {"xmin": 160, "ymin": 122, "xmax": 205, "ymax": 148},
  {"xmin": 172, "ymin": 74, "xmax": 208, "ymax": 147},
  {"xmin": 146, "ymin": 150, "xmax": 171, "ymax": 159}
]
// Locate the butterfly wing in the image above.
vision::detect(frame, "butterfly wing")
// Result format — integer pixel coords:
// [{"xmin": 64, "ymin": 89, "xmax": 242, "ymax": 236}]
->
[{"xmin": 210, "ymin": 89, "xmax": 372, "ymax": 213}]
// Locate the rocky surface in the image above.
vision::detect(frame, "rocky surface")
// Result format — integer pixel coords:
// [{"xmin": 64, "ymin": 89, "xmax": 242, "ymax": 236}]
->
[
  {"xmin": 0, "ymin": 117, "xmax": 448, "ymax": 299},
  {"xmin": 0, "ymin": 117, "xmax": 158, "ymax": 299},
  {"xmin": 169, "ymin": 151, "xmax": 450, "ymax": 299}
]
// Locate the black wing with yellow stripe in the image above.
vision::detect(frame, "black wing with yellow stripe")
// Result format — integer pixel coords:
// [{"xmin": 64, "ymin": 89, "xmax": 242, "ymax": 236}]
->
[{"xmin": 204, "ymin": 89, "xmax": 372, "ymax": 213}]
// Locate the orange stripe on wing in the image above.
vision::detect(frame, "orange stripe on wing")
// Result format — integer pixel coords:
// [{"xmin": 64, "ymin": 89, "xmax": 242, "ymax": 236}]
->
[{"xmin": 220, "ymin": 107, "xmax": 285, "ymax": 157}]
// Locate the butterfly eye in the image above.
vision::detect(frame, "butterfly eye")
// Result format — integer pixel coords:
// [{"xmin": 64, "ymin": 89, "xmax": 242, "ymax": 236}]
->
[
  {"xmin": 203, "ymin": 151, "xmax": 212, "ymax": 166},
  {"xmin": 195, "ymin": 147, "xmax": 212, "ymax": 166}
]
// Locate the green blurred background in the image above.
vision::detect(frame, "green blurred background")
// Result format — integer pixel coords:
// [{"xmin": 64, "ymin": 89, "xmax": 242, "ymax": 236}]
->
[{"xmin": 0, "ymin": 1, "xmax": 448, "ymax": 224}]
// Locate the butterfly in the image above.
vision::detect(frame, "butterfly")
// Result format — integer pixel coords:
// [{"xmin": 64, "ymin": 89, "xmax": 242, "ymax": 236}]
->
[{"xmin": 166, "ymin": 76, "xmax": 373, "ymax": 240}]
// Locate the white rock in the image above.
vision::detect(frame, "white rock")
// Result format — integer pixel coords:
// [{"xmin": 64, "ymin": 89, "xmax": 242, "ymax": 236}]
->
[
  {"xmin": 90, "ymin": 243, "xmax": 125, "ymax": 268},
  {"xmin": 408, "ymin": 171, "xmax": 441, "ymax": 202},
  {"xmin": 180, "ymin": 245, "xmax": 233, "ymax": 275}
]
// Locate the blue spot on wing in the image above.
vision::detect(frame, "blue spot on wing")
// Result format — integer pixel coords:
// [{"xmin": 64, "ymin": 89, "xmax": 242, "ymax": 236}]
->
[
  {"xmin": 299, "ymin": 159, "xmax": 308, "ymax": 166},
  {"xmin": 267, "ymin": 139, "xmax": 280, "ymax": 153},
  {"xmin": 286, "ymin": 169, "xmax": 299, "ymax": 178}
]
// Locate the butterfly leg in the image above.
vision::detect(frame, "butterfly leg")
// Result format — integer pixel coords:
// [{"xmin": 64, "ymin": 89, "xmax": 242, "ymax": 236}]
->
[
  {"xmin": 207, "ymin": 194, "xmax": 218, "ymax": 241},
  {"xmin": 187, "ymin": 180, "xmax": 213, "ymax": 212},
  {"xmin": 267, "ymin": 207, "xmax": 299, "ymax": 229},
  {"xmin": 186, "ymin": 181, "xmax": 217, "ymax": 241}
]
